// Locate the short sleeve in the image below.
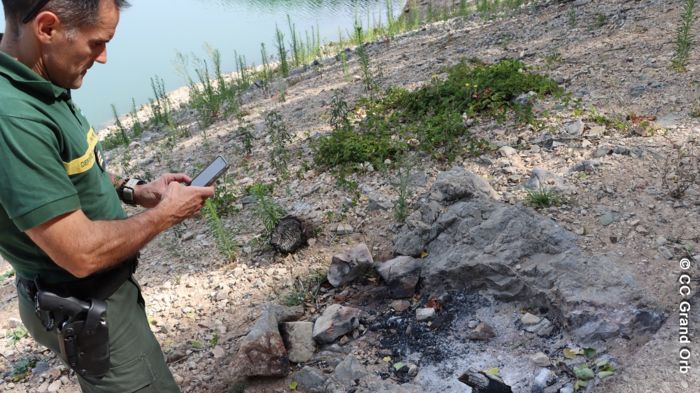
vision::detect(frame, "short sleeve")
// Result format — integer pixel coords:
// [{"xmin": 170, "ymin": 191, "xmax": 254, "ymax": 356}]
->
[{"xmin": 0, "ymin": 116, "xmax": 80, "ymax": 230}]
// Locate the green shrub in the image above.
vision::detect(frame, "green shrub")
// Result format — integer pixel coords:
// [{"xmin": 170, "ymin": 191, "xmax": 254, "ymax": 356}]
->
[
  {"xmin": 672, "ymin": 0, "xmax": 697, "ymax": 72},
  {"xmin": 203, "ymin": 200, "xmax": 237, "ymax": 262},
  {"xmin": 526, "ymin": 187, "xmax": 561, "ymax": 208},
  {"xmin": 249, "ymin": 183, "xmax": 285, "ymax": 236},
  {"xmin": 315, "ymin": 58, "xmax": 558, "ymax": 170}
]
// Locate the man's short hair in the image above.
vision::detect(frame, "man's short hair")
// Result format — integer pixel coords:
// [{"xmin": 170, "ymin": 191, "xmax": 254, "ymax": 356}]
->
[{"xmin": 2, "ymin": 0, "xmax": 130, "ymax": 29}]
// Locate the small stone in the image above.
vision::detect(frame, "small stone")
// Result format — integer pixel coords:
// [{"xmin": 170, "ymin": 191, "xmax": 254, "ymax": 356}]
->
[
  {"xmin": 599, "ymin": 212, "xmax": 616, "ymax": 226},
  {"xmin": 466, "ymin": 322, "xmax": 496, "ymax": 341},
  {"xmin": 560, "ymin": 384, "xmax": 574, "ymax": 393},
  {"xmin": 533, "ymin": 368, "xmax": 557, "ymax": 392},
  {"xmin": 173, "ymin": 374, "xmax": 184, "ymax": 385},
  {"xmin": 212, "ymin": 345, "xmax": 225, "ymax": 359},
  {"xmin": 47, "ymin": 379, "xmax": 62, "ymax": 393},
  {"xmin": 408, "ymin": 363, "xmax": 419, "ymax": 377},
  {"xmin": 416, "ymin": 308, "xmax": 436, "ymax": 321},
  {"xmin": 574, "ymin": 227, "xmax": 585, "ymax": 235},
  {"xmin": 635, "ymin": 226, "xmax": 648, "ymax": 234},
  {"xmin": 499, "ymin": 146, "xmax": 517, "ymax": 157},
  {"xmin": 655, "ymin": 236, "xmax": 667, "ymax": 246},
  {"xmin": 390, "ymin": 300, "xmax": 411, "ymax": 313},
  {"xmin": 293, "ymin": 366, "xmax": 327, "ymax": 391},
  {"xmin": 327, "ymin": 244, "xmax": 373, "ymax": 287},
  {"xmin": 531, "ymin": 352, "xmax": 550, "ymax": 367},
  {"xmin": 313, "ymin": 304, "xmax": 363, "ymax": 344},
  {"xmin": 6, "ymin": 318, "xmax": 21, "ymax": 329},
  {"xmin": 375, "ymin": 256, "xmax": 422, "ymax": 298},
  {"xmin": 181, "ymin": 231, "xmax": 195, "ymax": 241},
  {"xmin": 336, "ymin": 223, "xmax": 354, "ymax": 235},
  {"xmin": 281, "ymin": 322, "xmax": 316, "ymax": 363},
  {"xmin": 658, "ymin": 246, "xmax": 673, "ymax": 260},
  {"xmin": 467, "ymin": 319, "xmax": 480, "ymax": 329},
  {"xmin": 563, "ymin": 119, "xmax": 585, "ymax": 136},
  {"xmin": 521, "ymin": 313, "xmax": 542, "ymax": 325}
]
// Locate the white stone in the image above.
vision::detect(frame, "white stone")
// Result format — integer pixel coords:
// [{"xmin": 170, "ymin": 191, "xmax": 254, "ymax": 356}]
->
[{"xmin": 416, "ymin": 308, "xmax": 436, "ymax": 321}]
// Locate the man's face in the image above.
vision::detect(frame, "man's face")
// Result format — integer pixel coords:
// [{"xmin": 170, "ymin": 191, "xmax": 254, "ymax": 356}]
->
[{"xmin": 41, "ymin": 0, "xmax": 119, "ymax": 89}]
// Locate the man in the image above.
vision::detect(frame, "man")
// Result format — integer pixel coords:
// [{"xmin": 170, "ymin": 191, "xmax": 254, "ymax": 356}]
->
[{"xmin": 0, "ymin": 1, "xmax": 214, "ymax": 391}]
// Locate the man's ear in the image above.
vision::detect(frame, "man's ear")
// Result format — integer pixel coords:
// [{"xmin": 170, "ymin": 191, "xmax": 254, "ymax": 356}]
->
[{"xmin": 33, "ymin": 11, "xmax": 61, "ymax": 44}]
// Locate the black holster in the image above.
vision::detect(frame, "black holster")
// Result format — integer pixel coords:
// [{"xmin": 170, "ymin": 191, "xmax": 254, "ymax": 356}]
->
[{"xmin": 35, "ymin": 289, "xmax": 110, "ymax": 378}]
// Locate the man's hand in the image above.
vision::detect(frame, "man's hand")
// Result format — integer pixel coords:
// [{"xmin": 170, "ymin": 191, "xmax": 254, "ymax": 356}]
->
[
  {"xmin": 133, "ymin": 173, "xmax": 191, "ymax": 208},
  {"xmin": 152, "ymin": 181, "xmax": 214, "ymax": 226}
]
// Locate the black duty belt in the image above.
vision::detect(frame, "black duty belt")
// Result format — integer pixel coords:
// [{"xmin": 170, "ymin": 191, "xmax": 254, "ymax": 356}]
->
[{"xmin": 19, "ymin": 254, "xmax": 139, "ymax": 302}]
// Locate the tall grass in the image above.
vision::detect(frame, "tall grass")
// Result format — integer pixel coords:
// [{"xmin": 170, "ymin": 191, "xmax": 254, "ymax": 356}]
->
[
  {"xmin": 275, "ymin": 25, "xmax": 290, "ymax": 77},
  {"xmin": 176, "ymin": 47, "xmax": 240, "ymax": 128},
  {"xmin": 672, "ymin": 0, "xmax": 697, "ymax": 72},
  {"xmin": 203, "ymin": 200, "xmax": 237, "ymax": 262},
  {"xmin": 149, "ymin": 75, "xmax": 174, "ymax": 129}
]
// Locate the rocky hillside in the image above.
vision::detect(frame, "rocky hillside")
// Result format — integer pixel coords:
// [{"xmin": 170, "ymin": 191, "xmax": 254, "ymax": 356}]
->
[{"xmin": 1, "ymin": 0, "xmax": 699, "ymax": 392}]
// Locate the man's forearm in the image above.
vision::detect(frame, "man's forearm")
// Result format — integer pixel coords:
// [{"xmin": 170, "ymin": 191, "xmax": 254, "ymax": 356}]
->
[{"xmin": 26, "ymin": 206, "xmax": 175, "ymax": 278}]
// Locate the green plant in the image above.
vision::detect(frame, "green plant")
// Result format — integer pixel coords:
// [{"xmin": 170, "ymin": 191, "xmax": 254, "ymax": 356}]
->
[
  {"xmin": 234, "ymin": 50, "xmax": 251, "ymax": 90},
  {"xmin": 275, "ymin": 25, "xmax": 290, "ymax": 77},
  {"xmin": 203, "ymin": 199, "xmax": 237, "ymax": 262},
  {"xmin": 111, "ymin": 104, "xmax": 130, "ymax": 146},
  {"xmin": 249, "ymin": 182, "xmax": 286, "ymax": 236},
  {"xmin": 329, "ymin": 91, "xmax": 351, "ymax": 131},
  {"xmin": 284, "ymin": 270, "xmax": 327, "ymax": 307},
  {"xmin": 660, "ymin": 137, "xmax": 699, "ymax": 199},
  {"xmin": 394, "ymin": 165, "xmax": 411, "ymax": 223},
  {"xmin": 525, "ymin": 187, "xmax": 561, "ymax": 208},
  {"xmin": 177, "ymin": 47, "xmax": 239, "ymax": 128},
  {"xmin": 265, "ymin": 110, "xmax": 291, "ymax": 178},
  {"xmin": 7, "ymin": 326, "xmax": 28, "ymax": 346},
  {"xmin": 260, "ymin": 42, "xmax": 272, "ymax": 93},
  {"xmin": 9, "ymin": 356, "xmax": 37, "ymax": 382},
  {"xmin": 237, "ymin": 121, "xmax": 254, "ymax": 155},
  {"xmin": 568, "ymin": 8, "xmax": 577, "ymax": 27},
  {"xmin": 544, "ymin": 51, "xmax": 562, "ymax": 69},
  {"xmin": 672, "ymin": 0, "xmax": 697, "ymax": 71},
  {"xmin": 594, "ymin": 13, "xmax": 607, "ymax": 28},
  {"xmin": 149, "ymin": 75, "xmax": 174, "ymax": 129},
  {"xmin": 0, "ymin": 267, "xmax": 15, "ymax": 281},
  {"xmin": 340, "ymin": 49, "xmax": 349, "ymax": 79},
  {"xmin": 130, "ymin": 97, "xmax": 144, "ymax": 137}
]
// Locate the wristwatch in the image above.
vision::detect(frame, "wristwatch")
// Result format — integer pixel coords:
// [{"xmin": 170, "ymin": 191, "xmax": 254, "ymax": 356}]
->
[{"xmin": 118, "ymin": 178, "xmax": 145, "ymax": 205}]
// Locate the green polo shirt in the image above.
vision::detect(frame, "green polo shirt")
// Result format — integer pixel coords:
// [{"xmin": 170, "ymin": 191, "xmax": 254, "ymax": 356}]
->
[{"xmin": 0, "ymin": 50, "xmax": 126, "ymax": 283}]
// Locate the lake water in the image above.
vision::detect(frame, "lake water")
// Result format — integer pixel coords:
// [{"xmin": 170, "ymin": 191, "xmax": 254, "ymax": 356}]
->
[{"xmin": 0, "ymin": 0, "xmax": 404, "ymax": 127}]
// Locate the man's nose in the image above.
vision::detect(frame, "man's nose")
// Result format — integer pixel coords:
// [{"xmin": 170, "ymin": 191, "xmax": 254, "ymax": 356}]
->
[{"xmin": 95, "ymin": 47, "xmax": 107, "ymax": 64}]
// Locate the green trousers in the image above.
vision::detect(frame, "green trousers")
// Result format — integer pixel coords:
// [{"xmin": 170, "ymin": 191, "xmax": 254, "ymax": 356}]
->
[{"xmin": 17, "ymin": 278, "xmax": 180, "ymax": 393}]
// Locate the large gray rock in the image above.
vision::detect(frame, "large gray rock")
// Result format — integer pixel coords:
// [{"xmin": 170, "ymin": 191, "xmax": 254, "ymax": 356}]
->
[
  {"xmin": 313, "ymin": 304, "xmax": 363, "ymax": 344},
  {"xmin": 375, "ymin": 256, "xmax": 422, "ymax": 298},
  {"xmin": 230, "ymin": 304, "xmax": 302, "ymax": 377},
  {"xmin": 281, "ymin": 322, "xmax": 316, "ymax": 363},
  {"xmin": 429, "ymin": 166, "xmax": 499, "ymax": 202},
  {"xmin": 395, "ymin": 168, "xmax": 665, "ymax": 342},
  {"xmin": 327, "ymin": 244, "xmax": 374, "ymax": 287}
]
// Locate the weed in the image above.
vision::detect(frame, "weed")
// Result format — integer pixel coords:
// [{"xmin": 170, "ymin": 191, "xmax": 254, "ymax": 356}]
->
[
  {"xmin": 237, "ymin": 121, "xmax": 254, "ymax": 155},
  {"xmin": 130, "ymin": 98, "xmax": 144, "ymax": 137},
  {"xmin": 394, "ymin": 165, "xmax": 411, "ymax": 223},
  {"xmin": 176, "ymin": 47, "xmax": 240, "ymax": 128},
  {"xmin": 284, "ymin": 270, "xmax": 327, "ymax": 307},
  {"xmin": 660, "ymin": 137, "xmax": 699, "ymax": 199},
  {"xmin": 593, "ymin": 13, "xmax": 607, "ymax": 28},
  {"xmin": 209, "ymin": 175, "xmax": 238, "ymax": 217},
  {"xmin": 544, "ymin": 51, "xmax": 562, "ymax": 69},
  {"xmin": 526, "ymin": 187, "xmax": 561, "ymax": 208},
  {"xmin": 278, "ymin": 83, "xmax": 287, "ymax": 103},
  {"xmin": 340, "ymin": 50, "xmax": 349, "ymax": 79},
  {"xmin": 6, "ymin": 326, "xmax": 28, "ymax": 346},
  {"xmin": 288, "ymin": 15, "xmax": 302, "ymax": 68},
  {"xmin": 265, "ymin": 110, "xmax": 292, "ymax": 178},
  {"xmin": 9, "ymin": 356, "xmax": 37, "ymax": 382},
  {"xmin": 0, "ymin": 267, "xmax": 15, "ymax": 281},
  {"xmin": 203, "ymin": 200, "xmax": 237, "ymax": 262},
  {"xmin": 329, "ymin": 91, "xmax": 352, "ymax": 131},
  {"xmin": 249, "ymin": 182, "xmax": 286, "ymax": 236},
  {"xmin": 275, "ymin": 25, "xmax": 290, "ymax": 77},
  {"xmin": 149, "ymin": 75, "xmax": 174, "ymax": 129},
  {"xmin": 672, "ymin": 0, "xmax": 697, "ymax": 72},
  {"xmin": 260, "ymin": 42, "xmax": 272, "ymax": 93},
  {"xmin": 234, "ymin": 51, "xmax": 251, "ymax": 90},
  {"xmin": 111, "ymin": 104, "xmax": 130, "ymax": 146},
  {"xmin": 568, "ymin": 8, "xmax": 577, "ymax": 27},
  {"xmin": 317, "ymin": 59, "xmax": 557, "ymax": 171}
]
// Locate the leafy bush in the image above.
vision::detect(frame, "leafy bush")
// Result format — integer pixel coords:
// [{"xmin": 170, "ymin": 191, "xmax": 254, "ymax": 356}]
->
[{"xmin": 314, "ymin": 59, "xmax": 559, "ymax": 169}]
